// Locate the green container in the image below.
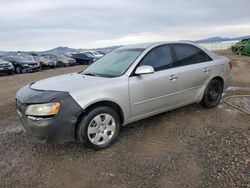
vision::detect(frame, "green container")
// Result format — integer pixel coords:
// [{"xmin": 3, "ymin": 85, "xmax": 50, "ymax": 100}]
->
[{"xmin": 232, "ymin": 38, "xmax": 250, "ymax": 56}]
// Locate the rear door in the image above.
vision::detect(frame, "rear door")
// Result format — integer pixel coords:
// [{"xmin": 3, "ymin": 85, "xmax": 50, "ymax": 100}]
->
[{"xmin": 171, "ymin": 44, "xmax": 213, "ymax": 103}]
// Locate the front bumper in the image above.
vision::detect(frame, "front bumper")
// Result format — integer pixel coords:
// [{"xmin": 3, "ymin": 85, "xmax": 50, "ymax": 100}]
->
[
  {"xmin": 22, "ymin": 65, "xmax": 41, "ymax": 73},
  {"xmin": 0, "ymin": 67, "xmax": 14, "ymax": 74},
  {"xmin": 16, "ymin": 85, "xmax": 83, "ymax": 143}
]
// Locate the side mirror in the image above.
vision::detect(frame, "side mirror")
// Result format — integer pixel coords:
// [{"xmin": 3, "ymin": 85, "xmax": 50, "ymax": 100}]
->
[{"xmin": 135, "ymin": 66, "xmax": 155, "ymax": 75}]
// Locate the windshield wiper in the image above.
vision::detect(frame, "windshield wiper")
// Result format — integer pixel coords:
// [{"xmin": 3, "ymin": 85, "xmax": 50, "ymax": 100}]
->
[
  {"xmin": 81, "ymin": 72, "xmax": 116, "ymax": 78},
  {"xmin": 83, "ymin": 73, "xmax": 99, "ymax": 77}
]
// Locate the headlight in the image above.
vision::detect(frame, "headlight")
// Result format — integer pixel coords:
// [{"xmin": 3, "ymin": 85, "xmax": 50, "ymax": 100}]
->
[
  {"xmin": 22, "ymin": 64, "xmax": 29, "ymax": 67},
  {"xmin": 26, "ymin": 102, "xmax": 61, "ymax": 117}
]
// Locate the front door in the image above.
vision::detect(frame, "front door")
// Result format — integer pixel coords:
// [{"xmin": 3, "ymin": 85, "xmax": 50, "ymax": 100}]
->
[{"xmin": 129, "ymin": 45, "xmax": 181, "ymax": 119}]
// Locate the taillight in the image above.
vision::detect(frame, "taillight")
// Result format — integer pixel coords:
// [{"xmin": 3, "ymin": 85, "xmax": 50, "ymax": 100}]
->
[{"xmin": 228, "ymin": 61, "xmax": 232, "ymax": 70}]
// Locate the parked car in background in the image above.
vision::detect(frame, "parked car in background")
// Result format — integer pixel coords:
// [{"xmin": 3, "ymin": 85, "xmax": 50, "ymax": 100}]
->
[
  {"xmin": 80, "ymin": 50, "xmax": 104, "ymax": 59},
  {"xmin": 42, "ymin": 54, "xmax": 76, "ymax": 67},
  {"xmin": 72, "ymin": 53, "xmax": 97, "ymax": 64},
  {"xmin": 16, "ymin": 42, "xmax": 232, "ymax": 150},
  {"xmin": 232, "ymin": 38, "xmax": 250, "ymax": 56},
  {"xmin": 0, "ymin": 59, "xmax": 14, "ymax": 75},
  {"xmin": 2, "ymin": 55, "xmax": 41, "ymax": 73},
  {"xmin": 33, "ymin": 54, "xmax": 56, "ymax": 68}
]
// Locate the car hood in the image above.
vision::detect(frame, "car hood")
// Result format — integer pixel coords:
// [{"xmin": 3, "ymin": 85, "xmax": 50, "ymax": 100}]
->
[{"xmin": 31, "ymin": 73, "xmax": 111, "ymax": 92}]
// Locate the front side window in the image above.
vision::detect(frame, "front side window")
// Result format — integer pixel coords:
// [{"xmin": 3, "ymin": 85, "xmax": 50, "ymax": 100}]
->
[
  {"xmin": 82, "ymin": 48, "xmax": 144, "ymax": 77},
  {"xmin": 173, "ymin": 44, "xmax": 212, "ymax": 67},
  {"xmin": 140, "ymin": 45, "xmax": 173, "ymax": 71}
]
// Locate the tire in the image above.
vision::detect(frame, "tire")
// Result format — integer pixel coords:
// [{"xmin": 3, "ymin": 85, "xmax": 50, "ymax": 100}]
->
[
  {"xmin": 57, "ymin": 61, "xmax": 64, "ymax": 67},
  {"xmin": 201, "ymin": 79, "xmax": 223, "ymax": 108},
  {"xmin": 15, "ymin": 66, "xmax": 22, "ymax": 74},
  {"xmin": 78, "ymin": 106, "xmax": 120, "ymax": 150}
]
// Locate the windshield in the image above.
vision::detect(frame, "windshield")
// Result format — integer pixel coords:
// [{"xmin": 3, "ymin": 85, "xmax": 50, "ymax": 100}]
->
[
  {"xmin": 82, "ymin": 48, "xmax": 144, "ymax": 77},
  {"xmin": 57, "ymin": 54, "xmax": 68, "ymax": 59},
  {"xmin": 93, "ymin": 51, "xmax": 101, "ymax": 55}
]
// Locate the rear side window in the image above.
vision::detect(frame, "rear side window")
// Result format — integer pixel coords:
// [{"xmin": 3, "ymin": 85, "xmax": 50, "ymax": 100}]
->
[
  {"xmin": 140, "ymin": 45, "xmax": 173, "ymax": 71},
  {"xmin": 173, "ymin": 44, "xmax": 212, "ymax": 67}
]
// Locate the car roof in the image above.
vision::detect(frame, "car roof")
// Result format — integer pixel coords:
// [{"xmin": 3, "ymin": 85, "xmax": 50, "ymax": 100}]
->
[
  {"xmin": 242, "ymin": 38, "xmax": 250, "ymax": 42},
  {"xmin": 118, "ymin": 41, "xmax": 219, "ymax": 60},
  {"xmin": 118, "ymin": 41, "xmax": 204, "ymax": 50},
  {"xmin": 118, "ymin": 42, "xmax": 157, "ymax": 50}
]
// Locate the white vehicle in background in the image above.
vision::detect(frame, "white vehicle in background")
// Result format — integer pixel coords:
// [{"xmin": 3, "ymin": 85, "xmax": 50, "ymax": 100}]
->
[{"xmin": 80, "ymin": 50, "xmax": 104, "ymax": 59}]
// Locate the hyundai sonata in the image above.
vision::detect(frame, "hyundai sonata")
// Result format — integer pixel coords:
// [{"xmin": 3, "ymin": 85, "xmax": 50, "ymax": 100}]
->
[{"xmin": 16, "ymin": 42, "xmax": 232, "ymax": 150}]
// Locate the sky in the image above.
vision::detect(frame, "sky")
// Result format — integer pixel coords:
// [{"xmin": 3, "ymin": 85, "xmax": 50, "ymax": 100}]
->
[{"xmin": 0, "ymin": 0, "xmax": 250, "ymax": 51}]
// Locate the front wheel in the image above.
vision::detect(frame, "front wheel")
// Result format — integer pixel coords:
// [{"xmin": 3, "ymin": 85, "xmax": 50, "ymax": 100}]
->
[
  {"xmin": 201, "ymin": 79, "xmax": 223, "ymax": 108},
  {"xmin": 15, "ymin": 66, "xmax": 22, "ymax": 74},
  {"xmin": 78, "ymin": 106, "xmax": 120, "ymax": 150}
]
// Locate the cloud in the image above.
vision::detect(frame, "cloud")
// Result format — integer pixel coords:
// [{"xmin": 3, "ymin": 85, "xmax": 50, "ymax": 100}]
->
[{"xmin": 0, "ymin": 0, "xmax": 249, "ymax": 50}]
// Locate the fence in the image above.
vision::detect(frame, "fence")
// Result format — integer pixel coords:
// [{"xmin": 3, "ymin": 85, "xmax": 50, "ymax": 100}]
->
[{"xmin": 199, "ymin": 41, "xmax": 239, "ymax": 51}]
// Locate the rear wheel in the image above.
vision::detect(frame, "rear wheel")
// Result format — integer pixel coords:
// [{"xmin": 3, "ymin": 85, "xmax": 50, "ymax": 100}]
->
[
  {"xmin": 78, "ymin": 106, "xmax": 120, "ymax": 150},
  {"xmin": 201, "ymin": 79, "xmax": 223, "ymax": 108}
]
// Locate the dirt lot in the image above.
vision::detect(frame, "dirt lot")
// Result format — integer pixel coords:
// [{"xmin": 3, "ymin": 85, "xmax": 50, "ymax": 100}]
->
[{"xmin": 0, "ymin": 50, "xmax": 249, "ymax": 188}]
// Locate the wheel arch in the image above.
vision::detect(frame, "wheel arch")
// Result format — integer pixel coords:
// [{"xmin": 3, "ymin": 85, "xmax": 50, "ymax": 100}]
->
[
  {"xmin": 75, "ymin": 100, "xmax": 125, "ymax": 139},
  {"xmin": 199, "ymin": 76, "xmax": 225, "ymax": 103},
  {"xmin": 211, "ymin": 76, "xmax": 224, "ymax": 89}
]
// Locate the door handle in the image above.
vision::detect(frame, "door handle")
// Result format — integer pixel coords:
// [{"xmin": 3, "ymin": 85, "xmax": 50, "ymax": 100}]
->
[
  {"xmin": 169, "ymin": 74, "xmax": 179, "ymax": 81},
  {"xmin": 203, "ymin": 68, "xmax": 211, "ymax": 73}
]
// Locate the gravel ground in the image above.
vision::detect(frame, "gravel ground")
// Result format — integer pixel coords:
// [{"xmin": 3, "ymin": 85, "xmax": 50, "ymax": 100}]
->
[{"xmin": 0, "ymin": 50, "xmax": 249, "ymax": 188}]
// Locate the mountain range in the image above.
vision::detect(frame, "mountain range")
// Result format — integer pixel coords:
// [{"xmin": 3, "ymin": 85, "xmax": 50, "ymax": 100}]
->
[
  {"xmin": 44, "ymin": 35, "xmax": 249, "ymax": 54},
  {"xmin": 0, "ymin": 35, "xmax": 249, "ymax": 55}
]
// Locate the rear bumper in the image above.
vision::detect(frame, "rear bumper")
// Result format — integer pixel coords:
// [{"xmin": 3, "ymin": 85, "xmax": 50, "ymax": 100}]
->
[{"xmin": 16, "ymin": 85, "xmax": 83, "ymax": 143}]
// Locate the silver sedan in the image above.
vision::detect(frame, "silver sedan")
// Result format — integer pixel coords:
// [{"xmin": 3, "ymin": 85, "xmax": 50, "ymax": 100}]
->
[{"xmin": 16, "ymin": 42, "xmax": 232, "ymax": 150}]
